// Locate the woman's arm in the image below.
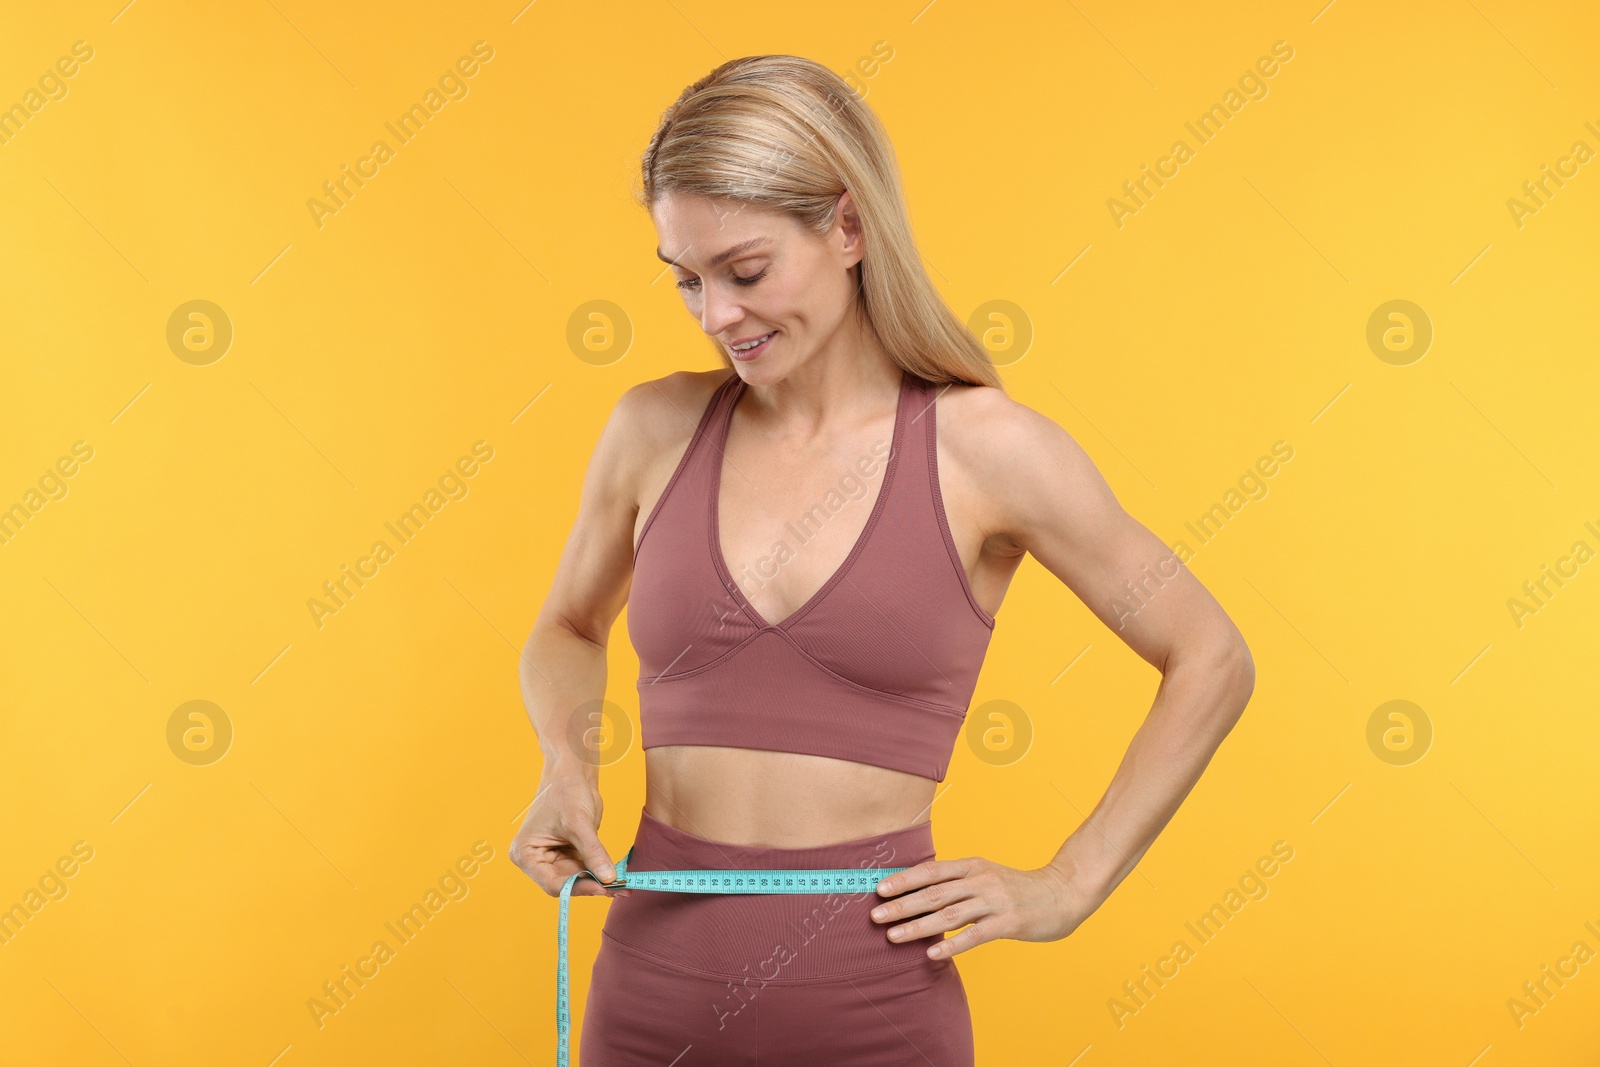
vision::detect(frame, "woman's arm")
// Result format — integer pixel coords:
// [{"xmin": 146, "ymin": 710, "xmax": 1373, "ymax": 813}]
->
[
  {"xmin": 518, "ymin": 383, "xmax": 643, "ymax": 785},
  {"xmin": 871, "ymin": 386, "xmax": 1254, "ymax": 955},
  {"xmin": 978, "ymin": 388, "xmax": 1255, "ymax": 914},
  {"xmin": 509, "ymin": 375, "xmax": 682, "ymax": 895}
]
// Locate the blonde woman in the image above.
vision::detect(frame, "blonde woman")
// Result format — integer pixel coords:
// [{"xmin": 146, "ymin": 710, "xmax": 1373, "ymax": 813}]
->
[{"xmin": 513, "ymin": 55, "xmax": 1254, "ymax": 1065}]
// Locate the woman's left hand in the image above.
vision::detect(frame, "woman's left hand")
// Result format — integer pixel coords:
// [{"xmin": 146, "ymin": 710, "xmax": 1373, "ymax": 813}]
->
[{"xmin": 870, "ymin": 857, "xmax": 1089, "ymax": 959}]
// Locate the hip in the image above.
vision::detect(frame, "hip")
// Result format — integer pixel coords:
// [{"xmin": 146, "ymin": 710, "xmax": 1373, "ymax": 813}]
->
[
  {"xmin": 582, "ymin": 807, "xmax": 974, "ymax": 1065},
  {"xmin": 582, "ymin": 929, "xmax": 973, "ymax": 1066}
]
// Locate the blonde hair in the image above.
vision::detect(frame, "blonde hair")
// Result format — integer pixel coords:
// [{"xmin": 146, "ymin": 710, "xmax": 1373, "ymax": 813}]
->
[{"xmin": 636, "ymin": 55, "xmax": 1003, "ymax": 391}]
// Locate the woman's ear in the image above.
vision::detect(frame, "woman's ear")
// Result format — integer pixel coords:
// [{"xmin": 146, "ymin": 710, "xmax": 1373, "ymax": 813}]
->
[{"xmin": 835, "ymin": 190, "xmax": 866, "ymax": 266}]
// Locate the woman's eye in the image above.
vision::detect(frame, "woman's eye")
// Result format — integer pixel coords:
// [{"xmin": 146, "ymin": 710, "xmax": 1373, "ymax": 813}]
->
[{"xmin": 675, "ymin": 269, "xmax": 766, "ymax": 292}]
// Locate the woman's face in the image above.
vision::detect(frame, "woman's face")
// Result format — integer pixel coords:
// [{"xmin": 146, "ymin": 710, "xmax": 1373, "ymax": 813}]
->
[{"xmin": 652, "ymin": 191, "xmax": 865, "ymax": 376}]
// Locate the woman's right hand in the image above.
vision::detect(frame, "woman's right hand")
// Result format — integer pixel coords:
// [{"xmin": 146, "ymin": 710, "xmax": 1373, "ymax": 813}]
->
[{"xmin": 510, "ymin": 769, "xmax": 631, "ymax": 898}]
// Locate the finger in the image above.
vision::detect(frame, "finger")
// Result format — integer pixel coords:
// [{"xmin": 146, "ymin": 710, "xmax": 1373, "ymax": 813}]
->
[
  {"xmin": 570, "ymin": 825, "xmax": 620, "ymax": 886},
  {"xmin": 510, "ymin": 839, "xmax": 562, "ymax": 894},
  {"xmin": 553, "ymin": 857, "xmax": 615, "ymax": 897},
  {"xmin": 876, "ymin": 857, "xmax": 972, "ymax": 902},
  {"xmin": 883, "ymin": 898, "xmax": 979, "ymax": 946},
  {"xmin": 875, "ymin": 859, "xmax": 959, "ymax": 898},
  {"xmin": 927, "ymin": 918, "xmax": 995, "ymax": 959},
  {"xmin": 566, "ymin": 875, "xmax": 621, "ymax": 897},
  {"xmin": 519, "ymin": 839, "xmax": 614, "ymax": 898},
  {"xmin": 871, "ymin": 874, "xmax": 977, "ymax": 924}
]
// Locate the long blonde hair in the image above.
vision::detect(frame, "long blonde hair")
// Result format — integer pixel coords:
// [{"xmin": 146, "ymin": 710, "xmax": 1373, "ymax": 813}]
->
[{"xmin": 636, "ymin": 55, "xmax": 1003, "ymax": 391}]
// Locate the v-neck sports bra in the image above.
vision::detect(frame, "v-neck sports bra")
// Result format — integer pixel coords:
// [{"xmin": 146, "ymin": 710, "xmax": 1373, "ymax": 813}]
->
[{"xmin": 627, "ymin": 368, "xmax": 997, "ymax": 782}]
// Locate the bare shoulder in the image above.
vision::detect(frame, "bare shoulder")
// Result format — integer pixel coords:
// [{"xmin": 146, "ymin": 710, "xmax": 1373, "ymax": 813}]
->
[
  {"xmin": 617, "ymin": 367, "xmax": 731, "ymax": 444},
  {"xmin": 931, "ymin": 379, "xmax": 1124, "ymax": 555},
  {"xmin": 609, "ymin": 367, "xmax": 734, "ymax": 502},
  {"xmin": 540, "ymin": 368, "xmax": 735, "ymax": 643}
]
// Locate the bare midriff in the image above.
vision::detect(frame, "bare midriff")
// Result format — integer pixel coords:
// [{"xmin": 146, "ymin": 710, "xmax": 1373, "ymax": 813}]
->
[{"xmin": 643, "ymin": 745, "xmax": 939, "ymax": 848}]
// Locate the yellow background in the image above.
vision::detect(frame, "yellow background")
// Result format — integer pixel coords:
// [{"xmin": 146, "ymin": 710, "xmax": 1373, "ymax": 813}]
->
[{"xmin": 3, "ymin": 0, "xmax": 1598, "ymax": 1063}]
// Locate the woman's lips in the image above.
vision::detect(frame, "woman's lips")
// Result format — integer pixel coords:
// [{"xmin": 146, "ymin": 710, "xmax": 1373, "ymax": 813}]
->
[{"xmin": 729, "ymin": 331, "xmax": 776, "ymax": 360}]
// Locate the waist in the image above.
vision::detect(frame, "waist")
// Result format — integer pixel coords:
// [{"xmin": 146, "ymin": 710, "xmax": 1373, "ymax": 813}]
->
[
  {"xmin": 600, "ymin": 807, "xmax": 943, "ymax": 981},
  {"xmin": 644, "ymin": 746, "xmax": 937, "ymax": 847}
]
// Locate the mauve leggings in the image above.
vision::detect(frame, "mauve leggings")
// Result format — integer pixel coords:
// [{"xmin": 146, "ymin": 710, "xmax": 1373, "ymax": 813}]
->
[{"xmin": 577, "ymin": 807, "xmax": 975, "ymax": 1065}]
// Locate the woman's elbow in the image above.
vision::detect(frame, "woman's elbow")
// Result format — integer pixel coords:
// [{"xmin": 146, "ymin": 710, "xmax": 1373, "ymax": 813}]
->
[{"xmin": 1225, "ymin": 639, "xmax": 1255, "ymax": 716}]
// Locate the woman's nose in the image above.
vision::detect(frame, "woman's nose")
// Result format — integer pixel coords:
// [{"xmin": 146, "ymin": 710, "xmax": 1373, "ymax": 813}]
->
[{"xmin": 700, "ymin": 286, "xmax": 741, "ymax": 336}]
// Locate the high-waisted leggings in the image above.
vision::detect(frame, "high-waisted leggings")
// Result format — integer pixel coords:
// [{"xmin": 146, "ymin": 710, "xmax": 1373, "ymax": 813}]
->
[{"xmin": 578, "ymin": 807, "xmax": 975, "ymax": 1065}]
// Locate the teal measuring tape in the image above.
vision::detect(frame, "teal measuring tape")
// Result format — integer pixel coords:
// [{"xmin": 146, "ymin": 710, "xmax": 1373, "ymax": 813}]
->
[{"xmin": 555, "ymin": 845, "xmax": 909, "ymax": 1066}]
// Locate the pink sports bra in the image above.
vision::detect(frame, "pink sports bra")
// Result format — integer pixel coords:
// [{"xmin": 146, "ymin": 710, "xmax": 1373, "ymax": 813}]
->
[{"xmin": 627, "ymin": 368, "xmax": 996, "ymax": 782}]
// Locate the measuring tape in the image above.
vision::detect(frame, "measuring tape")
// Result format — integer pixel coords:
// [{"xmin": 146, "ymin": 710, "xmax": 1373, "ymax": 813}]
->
[{"xmin": 555, "ymin": 845, "xmax": 909, "ymax": 1066}]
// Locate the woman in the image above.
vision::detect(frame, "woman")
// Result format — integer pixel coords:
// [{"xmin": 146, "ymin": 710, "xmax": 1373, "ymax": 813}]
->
[{"xmin": 512, "ymin": 55, "xmax": 1254, "ymax": 1064}]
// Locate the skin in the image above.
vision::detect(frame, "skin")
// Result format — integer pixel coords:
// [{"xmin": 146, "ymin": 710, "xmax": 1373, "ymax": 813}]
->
[{"xmin": 511, "ymin": 189, "xmax": 1255, "ymax": 963}]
